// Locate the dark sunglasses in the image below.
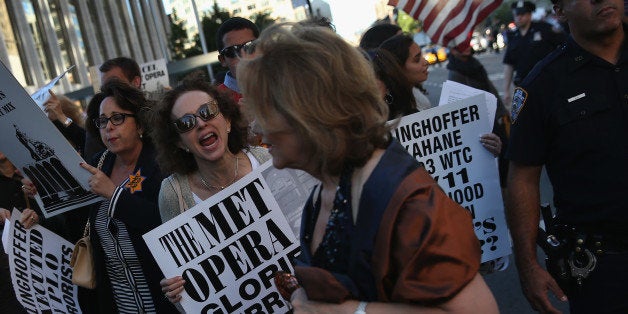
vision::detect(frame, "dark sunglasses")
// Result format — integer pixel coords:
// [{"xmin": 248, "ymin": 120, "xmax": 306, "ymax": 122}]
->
[
  {"xmin": 219, "ymin": 40, "xmax": 256, "ymax": 58},
  {"xmin": 94, "ymin": 113, "xmax": 135, "ymax": 129},
  {"xmin": 172, "ymin": 101, "xmax": 220, "ymax": 133}
]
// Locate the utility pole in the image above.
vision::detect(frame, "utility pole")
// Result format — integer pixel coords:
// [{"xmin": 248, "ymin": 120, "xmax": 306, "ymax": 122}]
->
[{"xmin": 191, "ymin": 0, "xmax": 215, "ymax": 82}]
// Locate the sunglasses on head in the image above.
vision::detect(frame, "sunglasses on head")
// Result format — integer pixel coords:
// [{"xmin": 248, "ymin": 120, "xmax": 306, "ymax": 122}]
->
[
  {"xmin": 219, "ymin": 40, "xmax": 256, "ymax": 58},
  {"xmin": 94, "ymin": 113, "xmax": 135, "ymax": 129},
  {"xmin": 172, "ymin": 101, "xmax": 220, "ymax": 133}
]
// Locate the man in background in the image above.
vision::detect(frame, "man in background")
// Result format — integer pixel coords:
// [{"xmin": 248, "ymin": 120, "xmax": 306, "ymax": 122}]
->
[
  {"xmin": 215, "ymin": 17, "xmax": 259, "ymax": 102},
  {"xmin": 502, "ymin": 1, "xmax": 565, "ymax": 105}
]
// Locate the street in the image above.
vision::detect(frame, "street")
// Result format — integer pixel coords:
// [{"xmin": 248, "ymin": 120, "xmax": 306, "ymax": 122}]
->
[{"xmin": 423, "ymin": 52, "xmax": 570, "ymax": 314}]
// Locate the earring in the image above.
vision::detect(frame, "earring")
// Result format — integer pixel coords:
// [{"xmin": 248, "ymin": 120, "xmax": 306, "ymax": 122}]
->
[
  {"xmin": 184, "ymin": 147, "xmax": 190, "ymax": 153},
  {"xmin": 227, "ymin": 128, "xmax": 231, "ymax": 134},
  {"xmin": 139, "ymin": 133, "xmax": 143, "ymax": 139},
  {"xmin": 384, "ymin": 92, "xmax": 394, "ymax": 105}
]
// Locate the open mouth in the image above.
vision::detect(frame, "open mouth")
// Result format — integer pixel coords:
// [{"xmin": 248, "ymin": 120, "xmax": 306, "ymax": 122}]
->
[{"xmin": 200, "ymin": 132, "xmax": 218, "ymax": 147}]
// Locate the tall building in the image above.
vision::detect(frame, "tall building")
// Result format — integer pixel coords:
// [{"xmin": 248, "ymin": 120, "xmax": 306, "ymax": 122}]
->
[{"xmin": 0, "ymin": 0, "xmax": 171, "ymax": 94}]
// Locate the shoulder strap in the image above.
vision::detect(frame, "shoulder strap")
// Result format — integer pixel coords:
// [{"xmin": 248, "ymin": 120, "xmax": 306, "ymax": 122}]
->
[{"xmin": 168, "ymin": 175, "xmax": 187, "ymax": 213}]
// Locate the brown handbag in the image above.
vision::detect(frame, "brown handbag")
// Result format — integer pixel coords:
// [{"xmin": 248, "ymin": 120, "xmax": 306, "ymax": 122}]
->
[
  {"xmin": 69, "ymin": 150, "xmax": 108, "ymax": 289},
  {"xmin": 70, "ymin": 221, "xmax": 96, "ymax": 289}
]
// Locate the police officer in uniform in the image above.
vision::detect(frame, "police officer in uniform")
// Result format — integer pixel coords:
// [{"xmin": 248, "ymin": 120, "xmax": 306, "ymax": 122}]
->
[
  {"xmin": 506, "ymin": 0, "xmax": 628, "ymax": 312},
  {"xmin": 502, "ymin": 1, "xmax": 565, "ymax": 106}
]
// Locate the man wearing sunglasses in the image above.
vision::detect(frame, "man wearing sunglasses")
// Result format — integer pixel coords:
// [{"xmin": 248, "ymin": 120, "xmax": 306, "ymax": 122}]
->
[{"xmin": 216, "ymin": 17, "xmax": 260, "ymax": 103}]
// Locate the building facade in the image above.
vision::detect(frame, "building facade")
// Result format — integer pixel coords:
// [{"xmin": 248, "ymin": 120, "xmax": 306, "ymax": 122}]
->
[{"xmin": 0, "ymin": 0, "xmax": 171, "ymax": 94}]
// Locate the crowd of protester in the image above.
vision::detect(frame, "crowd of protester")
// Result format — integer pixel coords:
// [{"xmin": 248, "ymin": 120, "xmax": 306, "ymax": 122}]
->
[{"xmin": 2, "ymin": 0, "xmax": 626, "ymax": 312}]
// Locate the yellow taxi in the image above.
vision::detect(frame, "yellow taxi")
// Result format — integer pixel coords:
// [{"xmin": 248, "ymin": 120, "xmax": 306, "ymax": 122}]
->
[{"xmin": 423, "ymin": 45, "xmax": 448, "ymax": 65}]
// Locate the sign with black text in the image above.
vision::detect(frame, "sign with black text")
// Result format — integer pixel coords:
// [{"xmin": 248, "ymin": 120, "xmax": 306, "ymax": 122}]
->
[
  {"xmin": 391, "ymin": 94, "xmax": 511, "ymax": 262},
  {"xmin": 143, "ymin": 162, "xmax": 301, "ymax": 313},
  {"xmin": 0, "ymin": 61, "xmax": 102, "ymax": 218},
  {"xmin": 7, "ymin": 209, "xmax": 82, "ymax": 313}
]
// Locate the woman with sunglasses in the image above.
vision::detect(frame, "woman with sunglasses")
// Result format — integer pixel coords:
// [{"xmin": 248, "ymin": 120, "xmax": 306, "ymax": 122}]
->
[
  {"xmin": 78, "ymin": 79, "xmax": 178, "ymax": 313},
  {"xmin": 150, "ymin": 77, "xmax": 270, "ymax": 304}
]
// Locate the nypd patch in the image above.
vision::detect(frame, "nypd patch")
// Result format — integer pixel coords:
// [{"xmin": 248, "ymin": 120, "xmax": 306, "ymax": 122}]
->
[{"xmin": 511, "ymin": 87, "xmax": 528, "ymax": 123}]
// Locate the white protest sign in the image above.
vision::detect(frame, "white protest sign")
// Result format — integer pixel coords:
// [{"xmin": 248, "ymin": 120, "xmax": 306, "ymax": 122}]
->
[
  {"xmin": 144, "ymin": 161, "xmax": 301, "ymax": 313},
  {"xmin": 2, "ymin": 216, "xmax": 10, "ymax": 254},
  {"xmin": 391, "ymin": 94, "xmax": 511, "ymax": 262},
  {"xmin": 30, "ymin": 65, "xmax": 76, "ymax": 110},
  {"xmin": 90, "ymin": 59, "xmax": 169, "ymax": 100},
  {"xmin": 0, "ymin": 61, "xmax": 102, "ymax": 218},
  {"xmin": 438, "ymin": 80, "xmax": 497, "ymax": 124},
  {"xmin": 140, "ymin": 58, "xmax": 169, "ymax": 92},
  {"xmin": 7, "ymin": 209, "xmax": 82, "ymax": 313}
]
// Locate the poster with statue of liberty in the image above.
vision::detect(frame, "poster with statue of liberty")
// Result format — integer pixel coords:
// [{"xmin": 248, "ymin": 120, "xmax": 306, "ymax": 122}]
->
[{"xmin": 0, "ymin": 61, "xmax": 102, "ymax": 218}]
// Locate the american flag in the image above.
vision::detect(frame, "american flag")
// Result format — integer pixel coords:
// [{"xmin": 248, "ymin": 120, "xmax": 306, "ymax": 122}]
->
[{"xmin": 389, "ymin": 0, "xmax": 503, "ymax": 51}]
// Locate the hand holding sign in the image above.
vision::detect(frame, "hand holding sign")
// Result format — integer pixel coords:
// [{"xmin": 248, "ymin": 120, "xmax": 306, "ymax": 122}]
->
[
  {"xmin": 479, "ymin": 133, "xmax": 502, "ymax": 157},
  {"xmin": 161, "ymin": 276, "xmax": 186, "ymax": 304},
  {"xmin": 19, "ymin": 208, "xmax": 39, "ymax": 229},
  {"xmin": 80, "ymin": 162, "xmax": 116, "ymax": 199},
  {"xmin": 43, "ymin": 90, "xmax": 66, "ymax": 122}
]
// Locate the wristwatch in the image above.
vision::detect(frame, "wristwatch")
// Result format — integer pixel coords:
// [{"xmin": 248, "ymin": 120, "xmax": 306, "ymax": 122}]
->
[
  {"xmin": 354, "ymin": 301, "xmax": 368, "ymax": 314},
  {"xmin": 62, "ymin": 117, "xmax": 73, "ymax": 127}
]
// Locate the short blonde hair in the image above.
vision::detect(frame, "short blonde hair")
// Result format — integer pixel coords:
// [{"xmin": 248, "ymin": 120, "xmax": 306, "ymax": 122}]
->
[{"xmin": 238, "ymin": 24, "xmax": 390, "ymax": 176}]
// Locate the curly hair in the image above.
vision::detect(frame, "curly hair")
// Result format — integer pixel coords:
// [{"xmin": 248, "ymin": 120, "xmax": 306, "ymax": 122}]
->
[
  {"xmin": 150, "ymin": 77, "xmax": 248, "ymax": 175},
  {"xmin": 85, "ymin": 79, "xmax": 152, "ymax": 145},
  {"xmin": 238, "ymin": 23, "xmax": 390, "ymax": 177}
]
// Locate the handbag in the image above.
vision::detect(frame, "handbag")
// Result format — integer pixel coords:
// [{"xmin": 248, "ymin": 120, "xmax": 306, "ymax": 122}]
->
[
  {"xmin": 69, "ymin": 150, "xmax": 108, "ymax": 289},
  {"xmin": 70, "ymin": 221, "xmax": 96, "ymax": 289}
]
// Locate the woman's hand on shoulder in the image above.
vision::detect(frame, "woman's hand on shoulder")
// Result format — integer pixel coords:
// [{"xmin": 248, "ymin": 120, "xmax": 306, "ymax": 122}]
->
[{"xmin": 80, "ymin": 162, "xmax": 116, "ymax": 199}]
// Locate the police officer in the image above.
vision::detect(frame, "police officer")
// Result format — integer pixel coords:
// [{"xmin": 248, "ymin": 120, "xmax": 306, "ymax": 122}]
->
[
  {"xmin": 506, "ymin": 0, "xmax": 628, "ymax": 313},
  {"xmin": 502, "ymin": 1, "xmax": 565, "ymax": 106}
]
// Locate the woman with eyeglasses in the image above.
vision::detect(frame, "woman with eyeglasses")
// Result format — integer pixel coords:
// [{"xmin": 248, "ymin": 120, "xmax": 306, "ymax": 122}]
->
[
  {"xmin": 77, "ymin": 79, "xmax": 178, "ymax": 313},
  {"xmin": 150, "ymin": 77, "xmax": 269, "ymax": 305}
]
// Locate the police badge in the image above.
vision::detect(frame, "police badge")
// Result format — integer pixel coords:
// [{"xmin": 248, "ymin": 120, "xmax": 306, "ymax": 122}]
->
[{"xmin": 511, "ymin": 87, "xmax": 528, "ymax": 123}]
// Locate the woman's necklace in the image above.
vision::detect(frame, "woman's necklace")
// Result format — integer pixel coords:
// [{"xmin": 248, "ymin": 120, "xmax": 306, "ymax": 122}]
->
[{"xmin": 198, "ymin": 157, "xmax": 239, "ymax": 190}]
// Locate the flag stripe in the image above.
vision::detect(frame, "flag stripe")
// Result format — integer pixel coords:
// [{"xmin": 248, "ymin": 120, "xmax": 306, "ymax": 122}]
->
[{"xmin": 389, "ymin": 0, "xmax": 503, "ymax": 51}]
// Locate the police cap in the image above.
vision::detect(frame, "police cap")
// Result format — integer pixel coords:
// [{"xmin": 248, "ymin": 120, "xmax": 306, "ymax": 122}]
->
[{"xmin": 511, "ymin": 1, "xmax": 536, "ymax": 15}]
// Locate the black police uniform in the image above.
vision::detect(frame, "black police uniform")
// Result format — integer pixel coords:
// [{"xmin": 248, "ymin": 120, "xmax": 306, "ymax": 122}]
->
[
  {"xmin": 507, "ymin": 27, "xmax": 628, "ymax": 313},
  {"xmin": 503, "ymin": 21, "xmax": 565, "ymax": 86}
]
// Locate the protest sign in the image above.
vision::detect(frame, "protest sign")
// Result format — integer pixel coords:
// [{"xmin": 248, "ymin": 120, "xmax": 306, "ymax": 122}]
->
[
  {"xmin": 7, "ymin": 209, "xmax": 82, "ymax": 313},
  {"xmin": 140, "ymin": 58, "xmax": 169, "ymax": 100},
  {"xmin": 144, "ymin": 161, "xmax": 304, "ymax": 313},
  {"xmin": 438, "ymin": 80, "xmax": 497, "ymax": 123},
  {"xmin": 30, "ymin": 66, "xmax": 76, "ymax": 110},
  {"xmin": 90, "ymin": 58, "xmax": 169, "ymax": 100},
  {"xmin": 391, "ymin": 94, "xmax": 511, "ymax": 262},
  {"xmin": 0, "ymin": 61, "xmax": 102, "ymax": 218}
]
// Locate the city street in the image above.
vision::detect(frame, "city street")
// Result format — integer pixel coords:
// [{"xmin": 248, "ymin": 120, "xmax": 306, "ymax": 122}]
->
[{"xmin": 422, "ymin": 51, "xmax": 570, "ymax": 314}]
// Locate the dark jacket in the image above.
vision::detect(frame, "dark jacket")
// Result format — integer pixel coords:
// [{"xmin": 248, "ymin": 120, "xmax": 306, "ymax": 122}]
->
[{"xmin": 84, "ymin": 144, "xmax": 176, "ymax": 313}]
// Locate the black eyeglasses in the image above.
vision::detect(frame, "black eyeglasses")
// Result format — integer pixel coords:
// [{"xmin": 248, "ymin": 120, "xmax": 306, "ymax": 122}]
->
[
  {"xmin": 94, "ymin": 113, "xmax": 136, "ymax": 129},
  {"xmin": 219, "ymin": 40, "xmax": 255, "ymax": 58},
  {"xmin": 172, "ymin": 101, "xmax": 220, "ymax": 133}
]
